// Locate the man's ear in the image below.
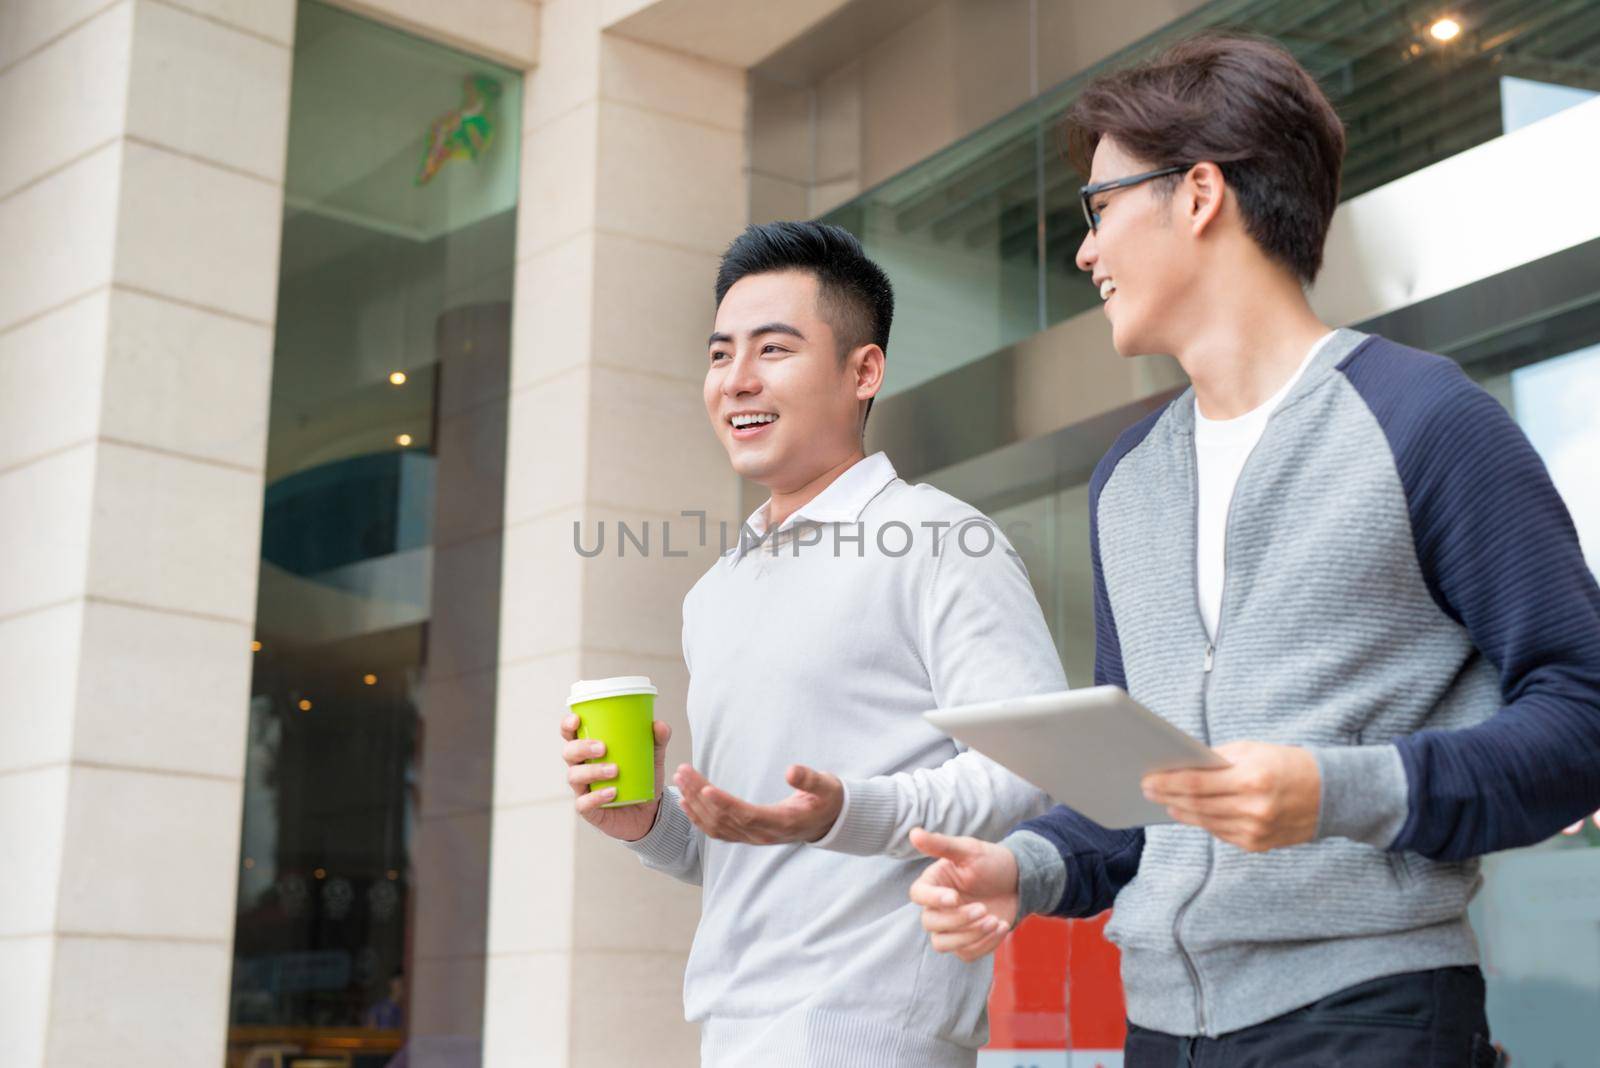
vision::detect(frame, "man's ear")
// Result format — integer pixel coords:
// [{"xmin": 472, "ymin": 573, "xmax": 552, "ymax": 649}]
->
[
  {"xmin": 852, "ymin": 343, "xmax": 886, "ymax": 402},
  {"xmin": 1185, "ymin": 161, "xmax": 1227, "ymax": 237}
]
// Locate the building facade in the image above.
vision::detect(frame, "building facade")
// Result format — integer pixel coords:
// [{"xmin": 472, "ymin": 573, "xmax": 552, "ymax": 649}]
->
[{"xmin": 1, "ymin": 1, "xmax": 1597, "ymax": 1066}]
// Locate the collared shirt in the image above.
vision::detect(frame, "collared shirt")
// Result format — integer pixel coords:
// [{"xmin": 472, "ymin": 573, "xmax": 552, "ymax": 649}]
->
[
  {"xmin": 728, "ymin": 450, "xmax": 897, "ymax": 564},
  {"xmin": 625, "ymin": 450, "xmax": 1065, "ymax": 1067}
]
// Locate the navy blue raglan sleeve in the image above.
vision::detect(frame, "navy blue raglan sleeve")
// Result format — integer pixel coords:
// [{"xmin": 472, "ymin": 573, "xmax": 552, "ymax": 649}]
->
[
  {"xmin": 1341, "ymin": 342, "xmax": 1600, "ymax": 861},
  {"xmin": 1004, "ymin": 413, "xmax": 1156, "ymax": 918}
]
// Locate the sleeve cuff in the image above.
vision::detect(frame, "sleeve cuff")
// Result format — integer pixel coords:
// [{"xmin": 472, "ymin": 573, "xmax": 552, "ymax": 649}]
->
[
  {"xmin": 809, "ymin": 776, "xmax": 901, "ymax": 855},
  {"xmin": 622, "ymin": 787, "xmax": 696, "ymax": 868},
  {"xmin": 1312, "ymin": 744, "xmax": 1409, "ymax": 848},
  {"xmin": 1002, "ymin": 829, "xmax": 1068, "ymax": 919}
]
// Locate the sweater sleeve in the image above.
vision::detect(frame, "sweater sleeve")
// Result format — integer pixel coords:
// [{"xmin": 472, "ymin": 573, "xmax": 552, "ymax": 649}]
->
[
  {"xmin": 1339, "ymin": 344, "xmax": 1600, "ymax": 860},
  {"xmin": 810, "ymin": 516, "xmax": 1059, "ymax": 857},
  {"xmin": 621, "ymin": 786, "xmax": 704, "ymax": 885},
  {"xmin": 1005, "ymin": 426, "xmax": 1153, "ymax": 917}
]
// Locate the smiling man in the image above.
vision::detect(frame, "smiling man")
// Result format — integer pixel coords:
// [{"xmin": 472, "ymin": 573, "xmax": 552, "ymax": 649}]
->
[
  {"xmin": 908, "ymin": 31, "xmax": 1600, "ymax": 1068},
  {"xmin": 558, "ymin": 221, "xmax": 1068, "ymax": 1066}
]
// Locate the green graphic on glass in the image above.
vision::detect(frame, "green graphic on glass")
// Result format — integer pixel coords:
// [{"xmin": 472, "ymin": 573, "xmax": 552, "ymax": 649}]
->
[{"xmin": 568, "ymin": 676, "xmax": 658, "ymax": 807}]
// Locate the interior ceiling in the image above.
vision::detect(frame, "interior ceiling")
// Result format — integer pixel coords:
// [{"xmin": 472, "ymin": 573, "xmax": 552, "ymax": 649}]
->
[{"xmin": 829, "ymin": 0, "xmax": 1600, "ymax": 269}]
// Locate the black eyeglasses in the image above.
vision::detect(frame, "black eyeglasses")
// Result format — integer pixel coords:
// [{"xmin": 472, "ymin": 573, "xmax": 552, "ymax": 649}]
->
[{"xmin": 1080, "ymin": 164, "xmax": 1193, "ymax": 232}]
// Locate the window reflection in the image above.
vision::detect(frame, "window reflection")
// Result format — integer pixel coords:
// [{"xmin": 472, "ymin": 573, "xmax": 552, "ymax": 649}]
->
[
  {"xmin": 823, "ymin": 0, "xmax": 1600, "ymax": 398},
  {"xmin": 1468, "ymin": 340, "xmax": 1600, "ymax": 1068},
  {"xmin": 228, "ymin": 5, "xmax": 519, "ymax": 1066},
  {"xmin": 1508, "ymin": 344, "xmax": 1600, "ymax": 575}
]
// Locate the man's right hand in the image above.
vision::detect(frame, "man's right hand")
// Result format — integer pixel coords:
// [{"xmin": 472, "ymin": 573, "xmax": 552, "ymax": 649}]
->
[
  {"xmin": 561, "ymin": 713, "xmax": 671, "ymax": 843},
  {"xmin": 908, "ymin": 828, "xmax": 1021, "ymax": 961}
]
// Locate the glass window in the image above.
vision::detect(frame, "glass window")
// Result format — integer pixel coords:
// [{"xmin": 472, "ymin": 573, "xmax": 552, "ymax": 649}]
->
[
  {"xmin": 823, "ymin": 0, "xmax": 1600, "ymax": 395},
  {"xmin": 822, "ymin": 115, "xmax": 1049, "ymax": 396},
  {"xmin": 1467, "ymin": 340, "xmax": 1600, "ymax": 1068},
  {"xmin": 228, "ymin": 5, "xmax": 519, "ymax": 1066},
  {"xmin": 1504, "ymin": 345, "xmax": 1600, "ymax": 574}
]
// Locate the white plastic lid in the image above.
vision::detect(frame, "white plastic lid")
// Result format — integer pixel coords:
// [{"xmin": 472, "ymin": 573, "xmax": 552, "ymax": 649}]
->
[{"xmin": 567, "ymin": 675, "xmax": 657, "ymax": 705}]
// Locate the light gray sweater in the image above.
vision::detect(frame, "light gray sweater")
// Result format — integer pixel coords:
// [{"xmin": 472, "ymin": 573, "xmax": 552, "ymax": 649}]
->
[
  {"xmin": 624, "ymin": 452, "xmax": 1062, "ymax": 1067},
  {"xmin": 1005, "ymin": 330, "xmax": 1496, "ymax": 1036}
]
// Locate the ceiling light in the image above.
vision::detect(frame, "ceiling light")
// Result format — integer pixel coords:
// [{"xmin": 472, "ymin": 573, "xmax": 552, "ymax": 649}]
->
[
  {"xmin": 363, "ymin": 673, "xmax": 377, "ymax": 686},
  {"xmin": 389, "ymin": 371, "xmax": 407, "ymax": 385},
  {"xmin": 396, "ymin": 433, "xmax": 413, "ymax": 447},
  {"xmin": 1429, "ymin": 17, "xmax": 1461, "ymax": 41},
  {"xmin": 298, "ymin": 698, "xmax": 313, "ymax": 712}
]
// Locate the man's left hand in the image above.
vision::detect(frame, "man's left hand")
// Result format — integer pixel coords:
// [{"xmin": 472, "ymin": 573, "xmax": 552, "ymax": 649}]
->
[
  {"xmin": 1142, "ymin": 741, "xmax": 1321, "ymax": 852},
  {"xmin": 673, "ymin": 763, "xmax": 845, "ymax": 845}
]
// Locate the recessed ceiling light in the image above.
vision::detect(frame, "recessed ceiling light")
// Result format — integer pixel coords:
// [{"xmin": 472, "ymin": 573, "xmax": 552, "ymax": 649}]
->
[
  {"xmin": 1429, "ymin": 17, "xmax": 1461, "ymax": 41},
  {"xmin": 390, "ymin": 371, "xmax": 407, "ymax": 386},
  {"xmin": 396, "ymin": 433, "xmax": 413, "ymax": 447}
]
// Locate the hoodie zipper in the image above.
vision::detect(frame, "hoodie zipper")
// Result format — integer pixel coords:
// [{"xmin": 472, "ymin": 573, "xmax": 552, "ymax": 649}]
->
[
  {"xmin": 1170, "ymin": 420, "xmax": 1262, "ymax": 1037},
  {"xmin": 1170, "ymin": 436, "xmax": 1216, "ymax": 1036},
  {"xmin": 1169, "ymin": 345, "xmax": 1332, "ymax": 1034}
]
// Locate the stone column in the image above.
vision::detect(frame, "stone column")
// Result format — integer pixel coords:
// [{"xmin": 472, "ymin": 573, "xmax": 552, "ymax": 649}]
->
[
  {"xmin": 0, "ymin": 1, "xmax": 294, "ymax": 1065},
  {"xmin": 481, "ymin": 1, "xmax": 750, "ymax": 1064}
]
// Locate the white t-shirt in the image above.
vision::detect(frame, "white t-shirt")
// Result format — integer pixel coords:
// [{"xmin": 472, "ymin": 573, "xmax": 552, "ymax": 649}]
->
[{"xmin": 1194, "ymin": 332, "xmax": 1336, "ymax": 640}]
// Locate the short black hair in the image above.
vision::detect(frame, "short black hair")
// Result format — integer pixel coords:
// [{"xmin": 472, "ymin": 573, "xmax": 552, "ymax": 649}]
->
[
  {"xmin": 1065, "ymin": 32, "xmax": 1346, "ymax": 284},
  {"xmin": 714, "ymin": 221, "xmax": 895, "ymax": 422}
]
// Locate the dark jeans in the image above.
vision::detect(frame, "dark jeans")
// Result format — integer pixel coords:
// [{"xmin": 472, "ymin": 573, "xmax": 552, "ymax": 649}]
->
[{"xmin": 1125, "ymin": 966, "xmax": 1501, "ymax": 1068}]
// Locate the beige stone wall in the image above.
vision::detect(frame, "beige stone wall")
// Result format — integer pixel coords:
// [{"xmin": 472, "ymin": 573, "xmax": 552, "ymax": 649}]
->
[{"xmin": 0, "ymin": 1, "xmax": 295, "ymax": 1064}]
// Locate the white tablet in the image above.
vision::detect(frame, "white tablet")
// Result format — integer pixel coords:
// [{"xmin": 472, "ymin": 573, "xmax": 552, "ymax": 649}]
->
[{"xmin": 923, "ymin": 685, "xmax": 1228, "ymax": 829}]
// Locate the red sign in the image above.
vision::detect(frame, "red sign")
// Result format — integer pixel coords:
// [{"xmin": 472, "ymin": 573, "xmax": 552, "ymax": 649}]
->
[{"xmin": 987, "ymin": 911, "xmax": 1126, "ymax": 1053}]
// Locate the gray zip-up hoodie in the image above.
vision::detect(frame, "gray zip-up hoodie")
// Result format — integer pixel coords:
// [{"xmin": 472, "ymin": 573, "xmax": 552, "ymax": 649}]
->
[{"xmin": 1005, "ymin": 328, "xmax": 1600, "ymax": 1037}]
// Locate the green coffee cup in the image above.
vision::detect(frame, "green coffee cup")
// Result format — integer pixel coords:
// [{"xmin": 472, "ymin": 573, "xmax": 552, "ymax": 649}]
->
[{"xmin": 568, "ymin": 676, "xmax": 658, "ymax": 807}]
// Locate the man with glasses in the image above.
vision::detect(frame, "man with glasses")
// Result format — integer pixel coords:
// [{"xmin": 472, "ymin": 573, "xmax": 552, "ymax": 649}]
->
[{"xmin": 909, "ymin": 31, "xmax": 1600, "ymax": 1067}]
